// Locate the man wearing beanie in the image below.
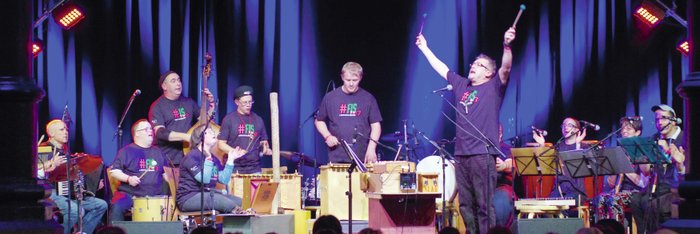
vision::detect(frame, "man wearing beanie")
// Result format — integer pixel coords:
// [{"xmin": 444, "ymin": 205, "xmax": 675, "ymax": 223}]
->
[
  {"xmin": 217, "ymin": 85, "xmax": 271, "ymax": 174},
  {"xmin": 149, "ymin": 71, "xmax": 215, "ymax": 166}
]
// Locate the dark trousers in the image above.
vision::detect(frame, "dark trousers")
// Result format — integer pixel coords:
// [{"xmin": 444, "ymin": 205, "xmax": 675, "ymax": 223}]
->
[
  {"xmin": 455, "ymin": 154, "xmax": 497, "ymax": 234},
  {"xmin": 630, "ymin": 191, "xmax": 674, "ymax": 234}
]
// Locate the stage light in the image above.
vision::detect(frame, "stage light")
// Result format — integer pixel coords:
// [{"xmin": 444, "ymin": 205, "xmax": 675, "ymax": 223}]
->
[
  {"xmin": 677, "ymin": 40, "xmax": 689, "ymax": 56},
  {"xmin": 633, "ymin": 1, "xmax": 665, "ymax": 27},
  {"xmin": 32, "ymin": 40, "xmax": 43, "ymax": 57},
  {"xmin": 52, "ymin": 3, "xmax": 86, "ymax": 30}
]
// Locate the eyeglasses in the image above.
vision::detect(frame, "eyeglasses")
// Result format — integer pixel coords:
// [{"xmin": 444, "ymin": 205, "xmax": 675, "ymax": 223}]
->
[
  {"xmin": 239, "ymin": 100, "xmax": 255, "ymax": 106},
  {"xmin": 469, "ymin": 62, "xmax": 488, "ymax": 70},
  {"xmin": 560, "ymin": 123, "xmax": 577, "ymax": 129},
  {"xmin": 135, "ymin": 127, "xmax": 153, "ymax": 132}
]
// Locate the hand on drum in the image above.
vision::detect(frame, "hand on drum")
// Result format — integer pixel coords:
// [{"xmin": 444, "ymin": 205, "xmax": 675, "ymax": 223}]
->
[
  {"xmin": 495, "ymin": 157, "xmax": 513, "ymax": 173},
  {"xmin": 324, "ymin": 135, "xmax": 340, "ymax": 148}
]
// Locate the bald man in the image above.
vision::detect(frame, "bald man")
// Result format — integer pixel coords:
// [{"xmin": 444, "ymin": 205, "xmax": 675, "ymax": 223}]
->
[{"xmin": 39, "ymin": 120, "xmax": 107, "ymax": 234}]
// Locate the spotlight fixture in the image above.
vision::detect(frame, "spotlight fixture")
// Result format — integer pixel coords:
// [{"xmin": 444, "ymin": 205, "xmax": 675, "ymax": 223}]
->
[
  {"xmin": 676, "ymin": 40, "xmax": 689, "ymax": 56},
  {"xmin": 32, "ymin": 40, "xmax": 43, "ymax": 58},
  {"xmin": 633, "ymin": 0, "xmax": 665, "ymax": 27},
  {"xmin": 52, "ymin": 2, "xmax": 86, "ymax": 29}
]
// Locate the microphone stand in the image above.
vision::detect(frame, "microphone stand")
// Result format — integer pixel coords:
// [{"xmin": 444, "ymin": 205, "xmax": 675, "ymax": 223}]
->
[
  {"xmin": 199, "ymin": 103, "xmax": 215, "ymax": 227},
  {"xmin": 582, "ymin": 126, "xmax": 624, "ymax": 223},
  {"xmin": 114, "ymin": 92, "xmax": 139, "ymax": 149},
  {"xmin": 437, "ymin": 94, "xmax": 508, "ymax": 160},
  {"xmin": 416, "ymin": 130, "xmax": 453, "ymax": 228}
]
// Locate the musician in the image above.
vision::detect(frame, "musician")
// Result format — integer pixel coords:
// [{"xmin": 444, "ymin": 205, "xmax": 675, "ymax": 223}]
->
[
  {"xmin": 218, "ymin": 85, "xmax": 271, "ymax": 174},
  {"xmin": 630, "ymin": 104, "xmax": 686, "ymax": 233},
  {"xmin": 149, "ymin": 71, "xmax": 215, "ymax": 166},
  {"xmin": 178, "ymin": 124, "xmax": 245, "ymax": 213},
  {"xmin": 109, "ymin": 119, "xmax": 168, "ymax": 222},
  {"xmin": 40, "ymin": 120, "xmax": 107, "ymax": 234},
  {"xmin": 596, "ymin": 117, "xmax": 649, "ymax": 222},
  {"xmin": 533, "ymin": 118, "xmax": 588, "ymax": 201},
  {"xmin": 416, "ymin": 27, "xmax": 516, "ymax": 234},
  {"xmin": 315, "ymin": 62, "xmax": 382, "ymax": 163}
]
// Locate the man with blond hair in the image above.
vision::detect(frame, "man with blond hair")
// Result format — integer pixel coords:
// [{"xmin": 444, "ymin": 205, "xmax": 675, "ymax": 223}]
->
[{"xmin": 315, "ymin": 62, "xmax": 383, "ymax": 163}]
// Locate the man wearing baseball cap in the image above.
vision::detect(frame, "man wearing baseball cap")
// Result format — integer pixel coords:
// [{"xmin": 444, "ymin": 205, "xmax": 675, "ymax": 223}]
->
[
  {"xmin": 630, "ymin": 104, "xmax": 686, "ymax": 233},
  {"xmin": 217, "ymin": 85, "xmax": 271, "ymax": 174}
]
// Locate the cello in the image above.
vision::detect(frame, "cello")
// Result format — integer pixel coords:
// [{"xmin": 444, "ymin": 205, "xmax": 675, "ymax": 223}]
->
[{"xmin": 183, "ymin": 53, "xmax": 226, "ymax": 161}]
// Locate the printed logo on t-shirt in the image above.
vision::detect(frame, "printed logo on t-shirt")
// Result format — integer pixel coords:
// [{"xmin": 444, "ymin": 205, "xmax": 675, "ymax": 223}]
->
[
  {"xmin": 338, "ymin": 103, "xmax": 361, "ymax": 117},
  {"xmin": 139, "ymin": 158, "xmax": 159, "ymax": 172},
  {"xmin": 171, "ymin": 107, "xmax": 189, "ymax": 121},
  {"xmin": 459, "ymin": 91, "xmax": 479, "ymax": 113},
  {"xmin": 237, "ymin": 124, "xmax": 258, "ymax": 137}
]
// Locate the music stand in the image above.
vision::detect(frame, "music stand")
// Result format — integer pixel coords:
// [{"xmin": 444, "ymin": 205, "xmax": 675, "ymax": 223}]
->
[
  {"xmin": 617, "ymin": 137, "xmax": 671, "ymax": 165},
  {"xmin": 513, "ymin": 147, "xmax": 559, "ymax": 197},
  {"xmin": 559, "ymin": 148, "xmax": 634, "ymax": 179},
  {"xmin": 339, "ymin": 139, "xmax": 367, "ymax": 234},
  {"xmin": 512, "ymin": 147, "xmax": 559, "ymax": 176}
]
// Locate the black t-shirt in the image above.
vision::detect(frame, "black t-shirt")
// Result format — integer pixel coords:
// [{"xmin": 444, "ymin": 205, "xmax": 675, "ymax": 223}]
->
[
  {"xmin": 316, "ymin": 88, "xmax": 383, "ymax": 163},
  {"xmin": 177, "ymin": 149, "xmax": 227, "ymax": 204},
  {"xmin": 447, "ymin": 71, "xmax": 505, "ymax": 156},
  {"xmin": 111, "ymin": 143, "xmax": 166, "ymax": 196},
  {"xmin": 218, "ymin": 111, "xmax": 268, "ymax": 173},
  {"xmin": 149, "ymin": 95, "xmax": 200, "ymax": 165}
]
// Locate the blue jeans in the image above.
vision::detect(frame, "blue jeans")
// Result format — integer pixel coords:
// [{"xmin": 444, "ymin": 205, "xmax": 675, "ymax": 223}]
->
[
  {"xmin": 109, "ymin": 192, "xmax": 133, "ymax": 222},
  {"xmin": 50, "ymin": 190, "xmax": 108, "ymax": 234},
  {"xmin": 178, "ymin": 191, "xmax": 242, "ymax": 213},
  {"xmin": 493, "ymin": 185, "xmax": 514, "ymax": 228}
]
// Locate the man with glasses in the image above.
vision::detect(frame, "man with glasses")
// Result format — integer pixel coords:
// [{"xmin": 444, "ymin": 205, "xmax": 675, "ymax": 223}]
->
[
  {"xmin": 629, "ymin": 104, "xmax": 686, "ymax": 233},
  {"xmin": 533, "ymin": 118, "xmax": 588, "ymax": 205},
  {"xmin": 109, "ymin": 119, "xmax": 168, "ymax": 221},
  {"xmin": 415, "ymin": 27, "xmax": 516, "ymax": 234},
  {"xmin": 149, "ymin": 71, "xmax": 215, "ymax": 167},
  {"xmin": 218, "ymin": 85, "xmax": 271, "ymax": 174},
  {"xmin": 315, "ymin": 62, "xmax": 383, "ymax": 164}
]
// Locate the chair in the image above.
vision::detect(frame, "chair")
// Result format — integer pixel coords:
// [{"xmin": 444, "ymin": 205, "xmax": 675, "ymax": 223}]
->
[{"xmin": 162, "ymin": 166, "xmax": 217, "ymax": 231}]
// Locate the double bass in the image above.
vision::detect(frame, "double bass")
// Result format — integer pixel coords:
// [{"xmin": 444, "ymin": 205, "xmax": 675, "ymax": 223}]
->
[{"xmin": 183, "ymin": 53, "xmax": 226, "ymax": 161}]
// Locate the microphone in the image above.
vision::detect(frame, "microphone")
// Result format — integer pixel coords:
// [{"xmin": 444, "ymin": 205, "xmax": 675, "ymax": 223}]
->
[
  {"xmin": 579, "ymin": 120, "xmax": 601, "ymax": 131},
  {"xmin": 623, "ymin": 116, "xmax": 643, "ymax": 122},
  {"xmin": 412, "ymin": 122, "xmax": 419, "ymax": 145},
  {"xmin": 530, "ymin": 126, "xmax": 548, "ymax": 137},
  {"xmin": 432, "ymin": 84, "xmax": 453, "ymax": 93},
  {"xmin": 132, "ymin": 89, "xmax": 142, "ymax": 97}
]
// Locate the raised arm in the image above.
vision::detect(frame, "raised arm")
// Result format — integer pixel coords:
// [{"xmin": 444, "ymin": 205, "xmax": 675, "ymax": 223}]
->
[
  {"xmin": 415, "ymin": 34, "xmax": 450, "ymax": 80},
  {"xmin": 499, "ymin": 27, "xmax": 516, "ymax": 85}
]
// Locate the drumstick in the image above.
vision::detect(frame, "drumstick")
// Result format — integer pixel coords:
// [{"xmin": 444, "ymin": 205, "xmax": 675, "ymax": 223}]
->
[
  {"xmin": 38, "ymin": 134, "xmax": 45, "ymax": 147},
  {"xmin": 418, "ymin": 13, "xmax": 428, "ymax": 34},
  {"xmin": 512, "ymin": 4, "xmax": 526, "ymax": 28},
  {"xmin": 138, "ymin": 170, "xmax": 149, "ymax": 179}
]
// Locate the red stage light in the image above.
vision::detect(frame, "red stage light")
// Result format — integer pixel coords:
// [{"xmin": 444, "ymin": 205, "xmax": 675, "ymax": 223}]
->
[
  {"xmin": 633, "ymin": 1, "xmax": 664, "ymax": 27},
  {"xmin": 52, "ymin": 3, "xmax": 86, "ymax": 29},
  {"xmin": 677, "ymin": 41, "xmax": 689, "ymax": 56},
  {"xmin": 32, "ymin": 40, "xmax": 43, "ymax": 57}
]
